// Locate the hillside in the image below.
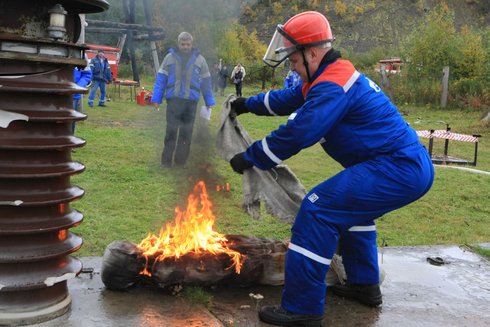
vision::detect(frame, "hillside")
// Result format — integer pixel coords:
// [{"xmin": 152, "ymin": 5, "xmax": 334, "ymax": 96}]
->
[{"xmin": 240, "ymin": 0, "xmax": 490, "ymax": 53}]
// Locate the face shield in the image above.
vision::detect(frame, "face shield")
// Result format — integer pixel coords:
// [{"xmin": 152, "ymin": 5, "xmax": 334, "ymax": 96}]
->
[{"xmin": 263, "ymin": 25, "xmax": 302, "ymax": 68}]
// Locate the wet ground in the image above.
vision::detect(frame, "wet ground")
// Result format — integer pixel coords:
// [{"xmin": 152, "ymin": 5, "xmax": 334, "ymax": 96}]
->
[{"xmin": 30, "ymin": 244, "xmax": 490, "ymax": 327}]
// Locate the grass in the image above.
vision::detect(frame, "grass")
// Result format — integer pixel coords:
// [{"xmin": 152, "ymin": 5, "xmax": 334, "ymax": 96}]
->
[
  {"xmin": 71, "ymin": 83, "xmax": 490, "ymax": 257},
  {"xmin": 468, "ymin": 245, "xmax": 490, "ymax": 260}
]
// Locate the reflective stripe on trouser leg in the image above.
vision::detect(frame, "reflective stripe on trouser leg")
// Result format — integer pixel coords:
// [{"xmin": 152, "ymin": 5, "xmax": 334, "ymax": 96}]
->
[
  {"xmin": 340, "ymin": 222, "xmax": 379, "ymax": 284},
  {"xmin": 281, "ymin": 201, "xmax": 339, "ymax": 315}
]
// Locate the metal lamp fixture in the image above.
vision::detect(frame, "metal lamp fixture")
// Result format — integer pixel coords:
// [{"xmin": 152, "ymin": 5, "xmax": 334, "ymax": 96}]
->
[{"xmin": 47, "ymin": 4, "xmax": 67, "ymax": 40}]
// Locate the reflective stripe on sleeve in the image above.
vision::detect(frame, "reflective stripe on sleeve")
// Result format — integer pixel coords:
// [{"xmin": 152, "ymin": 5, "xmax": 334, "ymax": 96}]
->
[
  {"xmin": 348, "ymin": 225, "xmax": 376, "ymax": 232},
  {"xmin": 343, "ymin": 71, "xmax": 360, "ymax": 92},
  {"xmin": 264, "ymin": 92, "xmax": 277, "ymax": 115},
  {"xmin": 288, "ymin": 242, "xmax": 332, "ymax": 265},
  {"xmin": 261, "ymin": 138, "xmax": 282, "ymax": 164}
]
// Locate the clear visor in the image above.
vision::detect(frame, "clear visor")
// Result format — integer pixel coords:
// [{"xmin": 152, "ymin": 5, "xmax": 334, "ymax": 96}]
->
[{"xmin": 263, "ymin": 27, "xmax": 298, "ymax": 68}]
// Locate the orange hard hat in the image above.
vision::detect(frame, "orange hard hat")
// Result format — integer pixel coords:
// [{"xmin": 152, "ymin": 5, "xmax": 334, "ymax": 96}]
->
[
  {"xmin": 283, "ymin": 11, "xmax": 333, "ymax": 48},
  {"xmin": 263, "ymin": 11, "xmax": 334, "ymax": 67}
]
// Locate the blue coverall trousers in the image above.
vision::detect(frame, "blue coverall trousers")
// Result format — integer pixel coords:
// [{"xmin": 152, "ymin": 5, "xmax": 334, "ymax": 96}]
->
[
  {"xmin": 88, "ymin": 80, "xmax": 107, "ymax": 106},
  {"xmin": 281, "ymin": 143, "xmax": 434, "ymax": 315}
]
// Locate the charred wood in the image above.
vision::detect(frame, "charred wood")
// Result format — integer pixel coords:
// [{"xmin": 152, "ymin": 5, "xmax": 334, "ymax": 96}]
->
[{"xmin": 101, "ymin": 235, "xmax": 287, "ymax": 291}]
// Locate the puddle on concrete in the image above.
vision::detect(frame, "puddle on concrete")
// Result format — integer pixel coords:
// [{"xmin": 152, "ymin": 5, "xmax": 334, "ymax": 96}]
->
[{"xmin": 30, "ymin": 245, "xmax": 490, "ymax": 327}]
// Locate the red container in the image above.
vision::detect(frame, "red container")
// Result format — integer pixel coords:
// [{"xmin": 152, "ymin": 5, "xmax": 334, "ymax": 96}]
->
[{"xmin": 136, "ymin": 88, "xmax": 153, "ymax": 106}]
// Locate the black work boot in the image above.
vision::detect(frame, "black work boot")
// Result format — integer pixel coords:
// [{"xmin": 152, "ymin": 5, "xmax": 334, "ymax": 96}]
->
[
  {"xmin": 330, "ymin": 283, "xmax": 382, "ymax": 307},
  {"xmin": 259, "ymin": 305, "xmax": 324, "ymax": 327}
]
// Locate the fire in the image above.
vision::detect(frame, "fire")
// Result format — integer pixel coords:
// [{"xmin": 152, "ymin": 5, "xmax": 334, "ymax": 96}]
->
[{"xmin": 137, "ymin": 181, "xmax": 242, "ymax": 276}]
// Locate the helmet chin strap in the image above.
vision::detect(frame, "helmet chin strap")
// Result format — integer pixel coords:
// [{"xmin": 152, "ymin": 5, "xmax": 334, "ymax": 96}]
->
[{"xmin": 300, "ymin": 49, "xmax": 312, "ymax": 83}]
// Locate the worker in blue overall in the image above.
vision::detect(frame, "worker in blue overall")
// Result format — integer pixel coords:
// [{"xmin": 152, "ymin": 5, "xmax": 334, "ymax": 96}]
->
[
  {"xmin": 229, "ymin": 11, "xmax": 434, "ymax": 327},
  {"xmin": 284, "ymin": 69, "xmax": 300, "ymax": 88},
  {"xmin": 88, "ymin": 49, "xmax": 112, "ymax": 107}
]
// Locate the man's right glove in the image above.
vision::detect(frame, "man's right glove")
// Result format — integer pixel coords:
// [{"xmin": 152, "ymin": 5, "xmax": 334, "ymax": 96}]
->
[
  {"xmin": 230, "ymin": 152, "xmax": 253, "ymax": 174},
  {"xmin": 230, "ymin": 97, "xmax": 248, "ymax": 118}
]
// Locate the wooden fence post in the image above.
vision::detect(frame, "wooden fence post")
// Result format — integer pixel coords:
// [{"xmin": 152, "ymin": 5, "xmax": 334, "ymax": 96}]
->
[
  {"xmin": 441, "ymin": 66, "xmax": 449, "ymax": 108},
  {"xmin": 379, "ymin": 63, "xmax": 395, "ymax": 102},
  {"xmin": 143, "ymin": 0, "xmax": 160, "ymax": 75}
]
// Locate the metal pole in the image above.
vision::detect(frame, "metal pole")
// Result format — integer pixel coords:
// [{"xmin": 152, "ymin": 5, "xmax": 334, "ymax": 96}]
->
[
  {"xmin": 441, "ymin": 66, "xmax": 449, "ymax": 108},
  {"xmin": 123, "ymin": 0, "xmax": 140, "ymax": 83},
  {"xmin": 444, "ymin": 124, "xmax": 450, "ymax": 157},
  {"xmin": 473, "ymin": 135, "xmax": 481, "ymax": 166},
  {"xmin": 143, "ymin": 0, "xmax": 160, "ymax": 75}
]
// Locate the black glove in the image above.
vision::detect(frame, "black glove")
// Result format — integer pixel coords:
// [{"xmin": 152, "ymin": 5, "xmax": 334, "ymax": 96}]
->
[
  {"xmin": 230, "ymin": 97, "xmax": 248, "ymax": 118},
  {"xmin": 230, "ymin": 152, "xmax": 253, "ymax": 174}
]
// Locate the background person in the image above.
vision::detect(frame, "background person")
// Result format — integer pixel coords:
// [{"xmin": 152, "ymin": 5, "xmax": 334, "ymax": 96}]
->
[
  {"xmin": 218, "ymin": 63, "xmax": 229, "ymax": 96},
  {"xmin": 72, "ymin": 60, "xmax": 92, "ymax": 133},
  {"xmin": 230, "ymin": 63, "xmax": 246, "ymax": 97},
  {"xmin": 284, "ymin": 69, "xmax": 300, "ymax": 88},
  {"xmin": 212, "ymin": 62, "xmax": 220, "ymax": 93},
  {"xmin": 229, "ymin": 11, "xmax": 434, "ymax": 327},
  {"xmin": 88, "ymin": 49, "xmax": 112, "ymax": 107},
  {"xmin": 151, "ymin": 32, "xmax": 215, "ymax": 168}
]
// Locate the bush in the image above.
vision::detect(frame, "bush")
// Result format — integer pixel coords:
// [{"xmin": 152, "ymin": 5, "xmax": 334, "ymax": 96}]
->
[
  {"xmin": 389, "ymin": 74, "xmax": 442, "ymax": 106},
  {"xmin": 334, "ymin": 0, "xmax": 348, "ymax": 17},
  {"xmin": 217, "ymin": 24, "xmax": 267, "ymax": 76},
  {"xmin": 399, "ymin": 5, "xmax": 490, "ymax": 107},
  {"xmin": 402, "ymin": 5, "xmax": 457, "ymax": 79}
]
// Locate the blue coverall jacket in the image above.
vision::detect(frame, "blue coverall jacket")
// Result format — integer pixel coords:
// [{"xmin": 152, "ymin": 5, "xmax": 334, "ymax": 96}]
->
[
  {"xmin": 89, "ymin": 56, "xmax": 111, "ymax": 82},
  {"xmin": 151, "ymin": 48, "xmax": 214, "ymax": 106}
]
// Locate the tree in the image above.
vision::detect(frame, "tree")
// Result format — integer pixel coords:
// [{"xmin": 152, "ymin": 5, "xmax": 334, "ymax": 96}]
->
[{"xmin": 402, "ymin": 5, "xmax": 457, "ymax": 79}]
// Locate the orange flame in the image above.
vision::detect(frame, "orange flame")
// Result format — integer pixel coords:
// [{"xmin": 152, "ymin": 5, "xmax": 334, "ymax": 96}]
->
[{"xmin": 137, "ymin": 181, "xmax": 242, "ymax": 276}]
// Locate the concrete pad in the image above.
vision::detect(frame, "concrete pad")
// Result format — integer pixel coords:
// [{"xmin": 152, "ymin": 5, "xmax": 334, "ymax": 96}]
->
[
  {"xmin": 33, "ymin": 257, "xmax": 223, "ymax": 327},
  {"xmin": 30, "ymin": 245, "xmax": 490, "ymax": 327}
]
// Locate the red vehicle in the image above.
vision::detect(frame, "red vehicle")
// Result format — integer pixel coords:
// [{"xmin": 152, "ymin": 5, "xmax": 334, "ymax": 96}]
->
[{"xmin": 376, "ymin": 58, "xmax": 402, "ymax": 74}]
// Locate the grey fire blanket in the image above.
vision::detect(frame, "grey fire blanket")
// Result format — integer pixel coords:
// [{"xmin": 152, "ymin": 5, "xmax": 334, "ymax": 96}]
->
[{"xmin": 216, "ymin": 95, "xmax": 307, "ymax": 223}]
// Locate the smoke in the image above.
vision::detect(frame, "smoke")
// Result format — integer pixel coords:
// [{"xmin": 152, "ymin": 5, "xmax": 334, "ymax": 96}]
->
[
  {"xmin": 184, "ymin": 118, "xmax": 219, "ymax": 187},
  {"xmin": 152, "ymin": 1, "xmax": 260, "ymax": 191},
  {"xmin": 152, "ymin": 0, "xmax": 259, "ymax": 61}
]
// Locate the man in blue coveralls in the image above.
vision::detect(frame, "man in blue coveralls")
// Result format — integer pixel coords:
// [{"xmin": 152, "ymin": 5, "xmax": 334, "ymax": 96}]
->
[
  {"xmin": 88, "ymin": 49, "xmax": 112, "ymax": 107},
  {"xmin": 229, "ymin": 11, "xmax": 434, "ymax": 327}
]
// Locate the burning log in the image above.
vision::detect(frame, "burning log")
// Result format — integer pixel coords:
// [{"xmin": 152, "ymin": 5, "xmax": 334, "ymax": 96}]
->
[
  {"xmin": 101, "ymin": 235, "xmax": 287, "ymax": 291},
  {"xmin": 100, "ymin": 181, "xmax": 350, "ymax": 292}
]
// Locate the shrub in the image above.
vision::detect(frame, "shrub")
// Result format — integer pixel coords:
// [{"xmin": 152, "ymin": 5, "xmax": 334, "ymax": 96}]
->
[
  {"xmin": 354, "ymin": 5, "xmax": 365, "ymax": 15},
  {"xmin": 216, "ymin": 24, "xmax": 267, "ymax": 79},
  {"xmin": 272, "ymin": 2, "xmax": 282, "ymax": 15},
  {"xmin": 453, "ymin": 25, "xmax": 487, "ymax": 81},
  {"xmin": 402, "ymin": 5, "xmax": 457, "ymax": 79},
  {"xmin": 334, "ymin": 0, "xmax": 348, "ymax": 17},
  {"xmin": 243, "ymin": 4, "xmax": 257, "ymax": 21}
]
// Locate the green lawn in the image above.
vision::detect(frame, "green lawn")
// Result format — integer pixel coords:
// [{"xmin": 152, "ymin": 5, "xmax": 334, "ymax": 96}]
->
[{"xmin": 71, "ymin": 83, "xmax": 490, "ymax": 256}]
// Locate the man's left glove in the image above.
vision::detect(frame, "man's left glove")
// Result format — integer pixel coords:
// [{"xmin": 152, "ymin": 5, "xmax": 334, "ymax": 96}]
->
[
  {"xmin": 230, "ymin": 97, "xmax": 248, "ymax": 118},
  {"xmin": 230, "ymin": 152, "xmax": 253, "ymax": 174}
]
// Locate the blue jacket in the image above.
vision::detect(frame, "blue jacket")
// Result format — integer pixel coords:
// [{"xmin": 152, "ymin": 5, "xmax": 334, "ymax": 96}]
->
[
  {"xmin": 244, "ymin": 58, "xmax": 420, "ymax": 170},
  {"xmin": 73, "ymin": 67, "xmax": 92, "ymax": 100},
  {"xmin": 89, "ymin": 56, "xmax": 112, "ymax": 82},
  {"xmin": 151, "ymin": 48, "xmax": 215, "ymax": 106}
]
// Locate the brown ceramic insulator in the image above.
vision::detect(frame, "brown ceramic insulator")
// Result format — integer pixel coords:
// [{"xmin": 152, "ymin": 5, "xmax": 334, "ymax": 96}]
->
[
  {"xmin": 0, "ymin": 205, "xmax": 83, "ymax": 235},
  {"xmin": 0, "ymin": 0, "xmax": 109, "ymax": 324}
]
